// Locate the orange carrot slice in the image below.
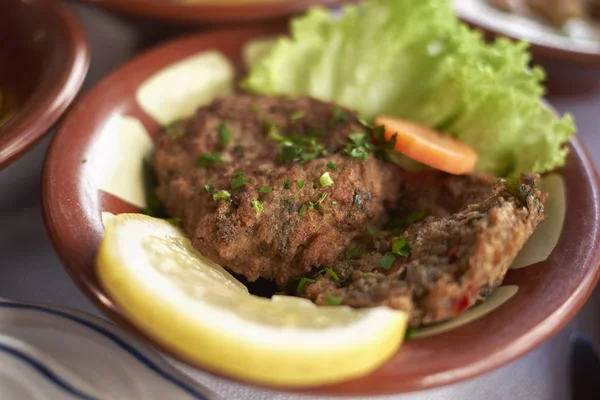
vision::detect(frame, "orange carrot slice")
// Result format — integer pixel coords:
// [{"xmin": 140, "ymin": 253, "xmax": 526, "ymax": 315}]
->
[{"xmin": 375, "ymin": 116, "xmax": 478, "ymax": 175}]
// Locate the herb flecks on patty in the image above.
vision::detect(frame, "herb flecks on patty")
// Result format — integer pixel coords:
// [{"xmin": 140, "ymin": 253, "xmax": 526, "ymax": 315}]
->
[{"xmin": 152, "ymin": 95, "xmax": 545, "ymax": 328}]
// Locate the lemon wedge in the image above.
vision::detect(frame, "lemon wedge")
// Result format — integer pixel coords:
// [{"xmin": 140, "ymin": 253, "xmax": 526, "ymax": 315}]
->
[{"xmin": 97, "ymin": 214, "xmax": 407, "ymax": 387}]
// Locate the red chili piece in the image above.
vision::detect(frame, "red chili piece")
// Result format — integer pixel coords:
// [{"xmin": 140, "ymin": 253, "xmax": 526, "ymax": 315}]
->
[{"xmin": 448, "ymin": 248, "xmax": 459, "ymax": 264}]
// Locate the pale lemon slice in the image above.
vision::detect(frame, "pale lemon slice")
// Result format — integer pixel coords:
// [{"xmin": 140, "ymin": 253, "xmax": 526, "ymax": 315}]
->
[{"xmin": 97, "ymin": 214, "xmax": 407, "ymax": 387}]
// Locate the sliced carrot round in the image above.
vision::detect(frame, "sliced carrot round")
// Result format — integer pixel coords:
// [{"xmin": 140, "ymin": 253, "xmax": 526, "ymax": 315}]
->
[{"xmin": 375, "ymin": 116, "xmax": 478, "ymax": 175}]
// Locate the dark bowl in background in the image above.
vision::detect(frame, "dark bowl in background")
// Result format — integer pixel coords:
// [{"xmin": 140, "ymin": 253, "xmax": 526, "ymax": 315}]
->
[
  {"xmin": 80, "ymin": 0, "xmax": 356, "ymax": 25},
  {"xmin": 0, "ymin": 0, "xmax": 89, "ymax": 170}
]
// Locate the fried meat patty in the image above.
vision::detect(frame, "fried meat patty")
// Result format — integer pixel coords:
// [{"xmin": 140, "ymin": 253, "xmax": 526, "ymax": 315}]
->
[
  {"xmin": 153, "ymin": 95, "xmax": 545, "ymax": 327},
  {"xmin": 153, "ymin": 95, "xmax": 403, "ymax": 285}
]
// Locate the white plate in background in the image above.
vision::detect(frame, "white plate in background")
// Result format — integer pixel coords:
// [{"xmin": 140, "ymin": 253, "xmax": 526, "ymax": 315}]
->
[{"xmin": 454, "ymin": 0, "xmax": 600, "ymax": 54}]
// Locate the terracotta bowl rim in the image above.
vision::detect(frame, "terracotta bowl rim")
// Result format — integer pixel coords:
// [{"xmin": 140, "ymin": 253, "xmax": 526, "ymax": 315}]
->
[
  {"xmin": 41, "ymin": 26, "xmax": 600, "ymax": 396},
  {"xmin": 0, "ymin": 0, "xmax": 89, "ymax": 170}
]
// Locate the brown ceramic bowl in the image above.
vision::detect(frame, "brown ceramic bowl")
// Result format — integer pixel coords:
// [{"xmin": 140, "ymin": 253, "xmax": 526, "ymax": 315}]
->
[
  {"xmin": 42, "ymin": 26, "xmax": 600, "ymax": 396},
  {"xmin": 0, "ymin": 0, "xmax": 89, "ymax": 170},
  {"xmin": 454, "ymin": 0, "xmax": 600, "ymax": 95},
  {"xmin": 81, "ymin": 0, "xmax": 355, "ymax": 25}
]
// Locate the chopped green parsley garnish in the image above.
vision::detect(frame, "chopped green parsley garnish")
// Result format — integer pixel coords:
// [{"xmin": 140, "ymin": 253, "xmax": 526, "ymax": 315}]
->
[
  {"xmin": 371, "ymin": 129, "xmax": 398, "ymax": 161},
  {"xmin": 297, "ymin": 179, "xmax": 305, "ymax": 188},
  {"xmin": 317, "ymin": 192, "xmax": 328, "ymax": 204},
  {"xmin": 343, "ymin": 133, "xmax": 374, "ymax": 161},
  {"xmin": 366, "ymin": 224, "xmax": 375, "ymax": 236},
  {"xmin": 268, "ymin": 122, "xmax": 327, "ymax": 163},
  {"xmin": 329, "ymin": 105, "xmax": 348, "ymax": 127},
  {"xmin": 327, "ymin": 161, "xmax": 337, "ymax": 170},
  {"xmin": 362, "ymin": 272, "xmax": 374, "ymax": 277},
  {"xmin": 324, "ymin": 296, "xmax": 343, "ymax": 306},
  {"xmin": 203, "ymin": 184, "xmax": 215, "ymax": 194},
  {"xmin": 169, "ymin": 128, "xmax": 185, "ymax": 139},
  {"xmin": 219, "ymin": 122, "xmax": 231, "ymax": 146},
  {"xmin": 198, "ymin": 153, "xmax": 222, "ymax": 167},
  {"xmin": 213, "ymin": 190, "xmax": 231, "ymax": 201},
  {"xmin": 505, "ymin": 175, "xmax": 533, "ymax": 208},
  {"xmin": 281, "ymin": 142, "xmax": 303, "ymax": 163},
  {"xmin": 391, "ymin": 237, "xmax": 411, "ymax": 257},
  {"xmin": 268, "ymin": 123, "xmax": 284, "ymax": 141},
  {"xmin": 251, "ymin": 200, "xmax": 263, "ymax": 215},
  {"xmin": 403, "ymin": 209, "xmax": 427, "ymax": 224},
  {"xmin": 142, "ymin": 158, "xmax": 165, "ymax": 217},
  {"xmin": 320, "ymin": 172, "xmax": 334, "ymax": 187},
  {"xmin": 380, "ymin": 237, "xmax": 411, "ymax": 270},
  {"xmin": 314, "ymin": 267, "xmax": 340, "ymax": 281},
  {"xmin": 306, "ymin": 193, "xmax": 328, "ymax": 215},
  {"xmin": 164, "ymin": 119, "xmax": 184, "ymax": 139},
  {"xmin": 291, "ymin": 110, "xmax": 305, "ymax": 120},
  {"xmin": 299, "ymin": 204, "xmax": 308, "ymax": 216},
  {"xmin": 165, "ymin": 218, "xmax": 182, "ymax": 227},
  {"xmin": 250, "ymin": 105, "xmax": 260, "ymax": 113},
  {"xmin": 385, "ymin": 209, "xmax": 427, "ymax": 231},
  {"xmin": 258, "ymin": 185, "xmax": 272, "ymax": 193},
  {"xmin": 405, "ymin": 328, "xmax": 418, "ymax": 339},
  {"xmin": 345, "ymin": 245, "xmax": 365, "ymax": 260},
  {"xmin": 357, "ymin": 117, "xmax": 373, "ymax": 129},
  {"xmin": 300, "ymin": 150, "xmax": 321, "ymax": 162},
  {"xmin": 81, "ymin": 159, "xmax": 87, "ymax": 164},
  {"xmin": 373, "ymin": 125, "xmax": 386, "ymax": 143},
  {"xmin": 296, "ymin": 277, "xmax": 315, "ymax": 295},
  {"xmin": 231, "ymin": 172, "xmax": 248, "ymax": 189},
  {"xmin": 379, "ymin": 253, "xmax": 397, "ymax": 270},
  {"xmin": 330, "ymin": 200, "xmax": 339, "ymax": 207},
  {"xmin": 163, "ymin": 119, "xmax": 180, "ymax": 130},
  {"xmin": 283, "ymin": 179, "xmax": 291, "ymax": 189},
  {"xmin": 386, "ymin": 132, "xmax": 398, "ymax": 150}
]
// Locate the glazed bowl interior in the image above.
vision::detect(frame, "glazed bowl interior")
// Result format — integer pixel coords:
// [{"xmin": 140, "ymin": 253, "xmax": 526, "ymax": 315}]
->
[
  {"xmin": 82, "ymin": 0, "xmax": 355, "ymax": 25},
  {"xmin": 42, "ymin": 25, "xmax": 600, "ymax": 396},
  {"xmin": 0, "ymin": 0, "xmax": 89, "ymax": 170}
]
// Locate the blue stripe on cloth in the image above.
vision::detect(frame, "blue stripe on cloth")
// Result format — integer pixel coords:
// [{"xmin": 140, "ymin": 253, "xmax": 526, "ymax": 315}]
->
[
  {"xmin": 0, "ymin": 301, "xmax": 210, "ymax": 400},
  {"xmin": 0, "ymin": 343, "xmax": 98, "ymax": 400}
]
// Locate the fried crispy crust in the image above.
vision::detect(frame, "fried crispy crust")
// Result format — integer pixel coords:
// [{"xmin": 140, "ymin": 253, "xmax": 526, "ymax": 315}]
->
[
  {"xmin": 153, "ymin": 95, "xmax": 402, "ymax": 285},
  {"xmin": 304, "ymin": 175, "xmax": 545, "ymax": 328},
  {"xmin": 153, "ymin": 95, "xmax": 544, "ymax": 328}
]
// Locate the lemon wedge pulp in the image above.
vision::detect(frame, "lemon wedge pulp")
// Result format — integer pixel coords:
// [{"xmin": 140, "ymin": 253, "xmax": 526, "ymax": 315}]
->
[{"xmin": 97, "ymin": 214, "xmax": 408, "ymax": 387}]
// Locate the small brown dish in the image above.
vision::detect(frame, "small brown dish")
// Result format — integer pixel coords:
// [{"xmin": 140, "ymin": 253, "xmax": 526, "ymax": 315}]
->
[
  {"xmin": 42, "ymin": 25, "xmax": 600, "ymax": 396},
  {"xmin": 81, "ymin": 0, "xmax": 355, "ymax": 25},
  {"xmin": 454, "ymin": 0, "xmax": 600, "ymax": 95},
  {"xmin": 0, "ymin": 0, "xmax": 89, "ymax": 170}
]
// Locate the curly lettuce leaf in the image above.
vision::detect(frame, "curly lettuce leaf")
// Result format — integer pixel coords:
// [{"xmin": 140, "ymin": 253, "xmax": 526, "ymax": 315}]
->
[{"xmin": 243, "ymin": 0, "xmax": 575, "ymax": 176}]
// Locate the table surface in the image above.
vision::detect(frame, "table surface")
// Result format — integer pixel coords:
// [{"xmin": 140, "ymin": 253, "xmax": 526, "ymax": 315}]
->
[{"xmin": 1, "ymin": 2, "xmax": 599, "ymax": 399}]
